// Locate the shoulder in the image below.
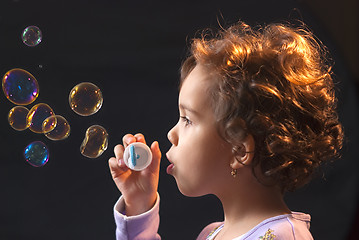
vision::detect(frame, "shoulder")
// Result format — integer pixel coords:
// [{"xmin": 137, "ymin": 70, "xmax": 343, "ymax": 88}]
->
[
  {"xmin": 242, "ymin": 212, "xmax": 313, "ymax": 240},
  {"xmin": 196, "ymin": 222, "xmax": 223, "ymax": 240}
]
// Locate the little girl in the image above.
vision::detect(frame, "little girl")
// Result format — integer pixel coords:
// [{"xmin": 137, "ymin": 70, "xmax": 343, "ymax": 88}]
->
[{"xmin": 108, "ymin": 20, "xmax": 343, "ymax": 239}]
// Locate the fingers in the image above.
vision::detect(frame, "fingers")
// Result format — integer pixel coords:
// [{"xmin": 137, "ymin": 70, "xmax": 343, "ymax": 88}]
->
[
  {"xmin": 134, "ymin": 133, "xmax": 146, "ymax": 144},
  {"xmin": 108, "ymin": 156, "xmax": 126, "ymax": 174},
  {"xmin": 122, "ymin": 134, "xmax": 136, "ymax": 148},
  {"xmin": 114, "ymin": 144, "xmax": 125, "ymax": 160},
  {"xmin": 117, "ymin": 133, "xmax": 160, "ymax": 174},
  {"xmin": 148, "ymin": 141, "xmax": 161, "ymax": 172},
  {"xmin": 109, "ymin": 144, "xmax": 129, "ymax": 175},
  {"xmin": 109, "ymin": 156, "xmax": 129, "ymax": 181}
]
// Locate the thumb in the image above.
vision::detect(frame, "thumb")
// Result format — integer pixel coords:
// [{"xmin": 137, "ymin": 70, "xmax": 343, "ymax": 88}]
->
[{"xmin": 148, "ymin": 141, "xmax": 161, "ymax": 173}]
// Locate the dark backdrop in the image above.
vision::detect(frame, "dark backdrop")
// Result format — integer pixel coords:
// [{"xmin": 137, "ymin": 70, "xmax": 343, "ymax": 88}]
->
[{"xmin": 0, "ymin": 0, "xmax": 358, "ymax": 239}]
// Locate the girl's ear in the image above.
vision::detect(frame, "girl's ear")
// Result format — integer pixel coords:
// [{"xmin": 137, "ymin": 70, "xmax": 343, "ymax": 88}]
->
[{"xmin": 230, "ymin": 134, "xmax": 255, "ymax": 169}]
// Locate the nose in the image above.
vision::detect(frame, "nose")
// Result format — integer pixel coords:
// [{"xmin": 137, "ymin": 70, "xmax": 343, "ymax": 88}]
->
[{"xmin": 167, "ymin": 124, "xmax": 178, "ymax": 146}]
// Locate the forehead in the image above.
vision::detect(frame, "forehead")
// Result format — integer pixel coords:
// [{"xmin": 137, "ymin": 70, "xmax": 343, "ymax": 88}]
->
[{"xmin": 179, "ymin": 65, "xmax": 214, "ymax": 109}]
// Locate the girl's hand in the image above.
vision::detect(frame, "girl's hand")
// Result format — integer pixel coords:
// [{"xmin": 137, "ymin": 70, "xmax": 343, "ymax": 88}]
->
[{"xmin": 108, "ymin": 133, "xmax": 161, "ymax": 216}]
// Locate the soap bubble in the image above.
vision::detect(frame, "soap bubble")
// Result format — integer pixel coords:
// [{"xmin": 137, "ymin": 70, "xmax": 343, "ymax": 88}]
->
[
  {"xmin": 2, "ymin": 68, "xmax": 39, "ymax": 105},
  {"xmin": 42, "ymin": 115, "xmax": 70, "ymax": 141},
  {"xmin": 80, "ymin": 125, "xmax": 108, "ymax": 158},
  {"xmin": 27, "ymin": 103, "xmax": 55, "ymax": 133},
  {"xmin": 69, "ymin": 82, "xmax": 103, "ymax": 116},
  {"xmin": 41, "ymin": 115, "xmax": 57, "ymax": 134},
  {"xmin": 24, "ymin": 141, "xmax": 49, "ymax": 167},
  {"xmin": 22, "ymin": 26, "xmax": 42, "ymax": 47},
  {"xmin": 8, "ymin": 106, "xmax": 29, "ymax": 131}
]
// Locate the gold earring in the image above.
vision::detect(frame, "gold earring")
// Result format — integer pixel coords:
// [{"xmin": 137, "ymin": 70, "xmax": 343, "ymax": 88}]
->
[{"xmin": 231, "ymin": 168, "xmax": 237, "ymax": 178}]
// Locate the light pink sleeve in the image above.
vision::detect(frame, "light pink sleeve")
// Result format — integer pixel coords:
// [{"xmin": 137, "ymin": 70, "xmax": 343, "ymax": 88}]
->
[{"xmin": 113, "ymin": 193, "xmax": 161, "ymax": 240}]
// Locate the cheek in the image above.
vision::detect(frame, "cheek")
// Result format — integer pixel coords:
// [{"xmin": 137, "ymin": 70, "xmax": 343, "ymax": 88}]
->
[
  {"xmin": 174, "ymin": 139, "xmax": 231, "ymax": 196},
  {"xmin": 176, "ymin": 128, "xmax": 230, "ymax": 171}
]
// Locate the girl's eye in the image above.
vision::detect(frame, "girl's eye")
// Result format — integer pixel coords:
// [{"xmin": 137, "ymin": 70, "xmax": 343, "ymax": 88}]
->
[{"xmin": 180, "ymin": 116, "xmax": 192, "ymax": 126}]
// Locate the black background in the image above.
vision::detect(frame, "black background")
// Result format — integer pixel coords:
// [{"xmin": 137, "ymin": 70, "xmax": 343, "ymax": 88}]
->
[{"xmin": 0, "ymin": 0, "xmax": 358, "ymax": 239}]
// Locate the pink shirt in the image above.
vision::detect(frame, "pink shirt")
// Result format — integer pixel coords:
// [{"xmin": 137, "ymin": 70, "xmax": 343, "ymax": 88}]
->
[{"xmin": 114, "ymin": 194, "xmax": 313, "ymax": 240}]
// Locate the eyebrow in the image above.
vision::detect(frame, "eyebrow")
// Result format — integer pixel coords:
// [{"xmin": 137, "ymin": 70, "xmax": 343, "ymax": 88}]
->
[{"xmin": 179, "ymin": 103, "xmax": 200, "ymax": 115}]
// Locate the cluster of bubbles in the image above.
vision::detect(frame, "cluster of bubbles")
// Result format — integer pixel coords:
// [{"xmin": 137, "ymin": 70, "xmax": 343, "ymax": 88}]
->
[
  {"xmin": 2, "ymin": 26, "xmax": 109, "ymax": 167},
  {"xmin": 69, "ymin": 82, "xmax": 108, "ymax": 159}
]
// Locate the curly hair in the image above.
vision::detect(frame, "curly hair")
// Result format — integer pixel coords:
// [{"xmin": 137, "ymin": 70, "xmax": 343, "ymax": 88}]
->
[{"xmin": 180, "ymin": 21, "xmax": 344, "ymax": 192}]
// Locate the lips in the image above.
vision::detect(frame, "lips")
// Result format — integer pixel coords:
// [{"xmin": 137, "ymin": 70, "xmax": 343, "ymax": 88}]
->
[
  {"xmin": 166, "ymin": 163, "xmax": 174, "ymax": 174},
  {"xmin": 166, "ymin": 153, "xmax": 174, "ymax": 175}
]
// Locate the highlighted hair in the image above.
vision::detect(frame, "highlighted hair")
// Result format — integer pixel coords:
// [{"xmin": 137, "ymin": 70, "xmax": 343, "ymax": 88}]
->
[{"xmin": 181, "ymin": 21, "xmax": 343, "ymax": 191}]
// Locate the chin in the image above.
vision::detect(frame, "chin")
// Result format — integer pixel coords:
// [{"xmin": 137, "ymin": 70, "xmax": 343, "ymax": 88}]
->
[{"xmin": 175, "ymin": 179, "xmax": 206, "ymax": 197}]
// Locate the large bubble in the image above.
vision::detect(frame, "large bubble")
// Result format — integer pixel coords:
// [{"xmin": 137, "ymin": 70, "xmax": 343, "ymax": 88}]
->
[
  {"xmin": 24, "ymin": 141, "xmax": 49, "ymax": 167},
  {"xmin": 69, "ymin": 82, "xmax": 103, "ymax": 116},
  {"xmin": 2, "ymin": 68, "xmax": 39, "ymax": 105},
  {"xmin": 22, "ymin": 26, "xmax": 42, "ymax": 47},
  {"xmin": 26, "ymin": 103, "xmax": 55, "ymax": 133},
  {"xmin": 80, "ymin": 125, "xmax": 108, "ymax": 158},
  {"xmin": 8, "ymin": 106, "xmax": 29, "ymax": 131},
  {"xmin": 42, "ymin": 115, "xmax": 70, "ymax": 141}
]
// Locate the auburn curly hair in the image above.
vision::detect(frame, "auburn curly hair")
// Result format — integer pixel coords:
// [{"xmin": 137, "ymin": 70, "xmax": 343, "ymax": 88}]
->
[{"xmin": 180, "ymin": 21, "xmax": 344, "ymax": 192}]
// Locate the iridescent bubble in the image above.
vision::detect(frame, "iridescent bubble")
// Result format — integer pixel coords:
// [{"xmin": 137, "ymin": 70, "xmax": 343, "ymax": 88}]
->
[
  {"xmin": 8, "ymin": 106, "xmax": 29, "ymax": 131},
  {"xmin": 2, "ymin": 68, "xmax": 39, "ymax": 105},
  {"xmin": 69, "ymin": 82, "xmax": 103, "ymax": 116},
  {"xmin": 24, "ymin": 141, "xmax": 49, "ymax": 167},
  {"xmin": 22, "ymin": 26, "xmax": 42, "ymax": 47},
  {"xmin": 42, "ymin": 115, "xmax": 70, "ymax": 141},
  {"xmin": 80, "ymin": 125, "xmax": 108, "ymax": 158},
  {"xmin": 41, "ymin": 115, "xmax": 57, "ymax": 133},
  {"xmin": 26, "ymin": 103, "xmax": 55, "ymax": 133}
]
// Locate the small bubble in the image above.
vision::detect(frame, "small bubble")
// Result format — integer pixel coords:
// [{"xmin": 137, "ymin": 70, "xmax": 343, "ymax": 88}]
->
[
  {"xmin": 26, "ymin": 103, "xmax": 55, "ymax": 133},
  {"xmin": 24, "ymin": 141, "xmax": 49, "ymax": 167},
  {"xmin": 80, "ymin": 125, "xmax": 108, "ymax": 158},
  {"xmin": 42, "ymin": 115, "xmax": 70, "ymax": 141},
  {"xmin": 8, "ymin": 106, "xmax": 29, "ymax": 131},
  {"xmin": 69, "ymin": 82, "xmax": 103, "ymax": 116},
  {"xmin": 2, "ymin": 68, "xmax": 39, "ymax": 105},
  {"xmin": 22, "ymin": 26, "xmax": 42, "ymax": 47}
]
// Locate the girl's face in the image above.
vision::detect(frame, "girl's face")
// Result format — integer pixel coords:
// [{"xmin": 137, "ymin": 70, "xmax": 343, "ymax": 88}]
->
[{"xmin": 166, "ymin": 65, "xmax": 234, "ymax": 197}]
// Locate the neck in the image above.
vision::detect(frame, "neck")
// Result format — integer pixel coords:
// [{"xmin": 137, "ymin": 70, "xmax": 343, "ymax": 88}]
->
[{"xmin": 215, "ymin": 173, "xmax": 291, "ymax": 238}]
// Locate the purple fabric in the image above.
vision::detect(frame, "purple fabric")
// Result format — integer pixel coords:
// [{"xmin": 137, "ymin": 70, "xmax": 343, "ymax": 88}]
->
[
  {"xmin": 114, "ymin": 194, "xmax": 313, "ymax": 240},
  {"xmin": 114, "ymin": 193, "xmax": 161, "ymax": 240},
  {"xmin": 196, "ymin": 222, "xmax": 222, "ymax": 240},
  {"xmin": 236, "ymin": 212, "xmax": 313, "ymax": 240},
  {"xmin": 198, "ymin": 213, "xmax": 314, "ymax": 240}
]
